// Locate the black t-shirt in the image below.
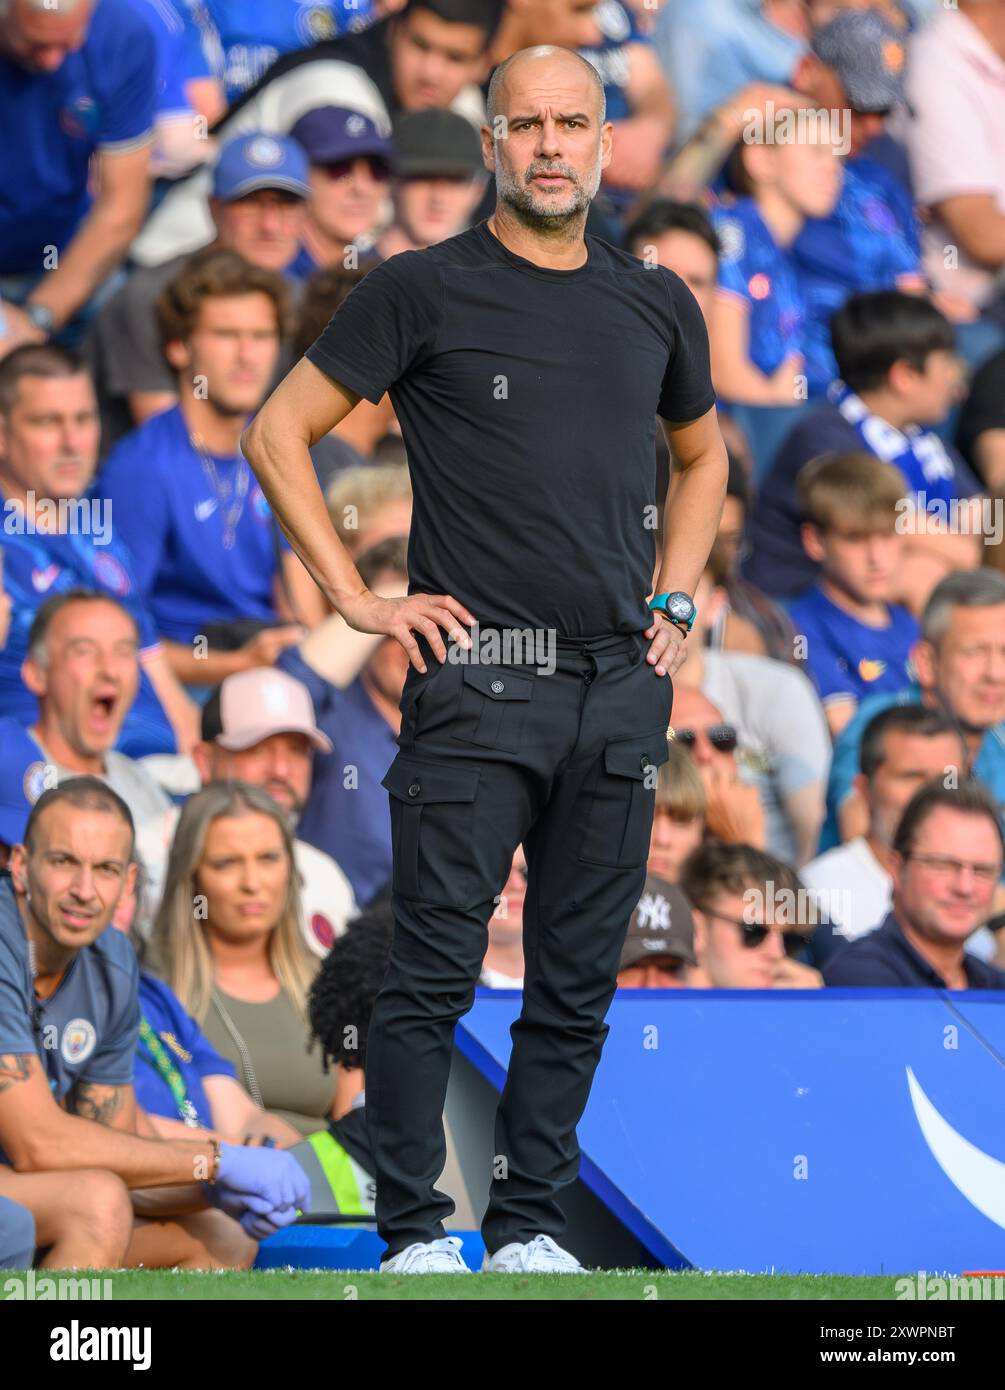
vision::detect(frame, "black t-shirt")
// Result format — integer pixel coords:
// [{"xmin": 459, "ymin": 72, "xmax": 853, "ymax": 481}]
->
[{"xmin": 306, "ymin": 218, "xmax": 715, "ymax": 637}]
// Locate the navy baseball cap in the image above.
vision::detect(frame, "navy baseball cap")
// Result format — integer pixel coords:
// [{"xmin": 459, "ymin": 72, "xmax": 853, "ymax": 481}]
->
[
  {"xmin": 290, "ymin": 106, "xmax": 393, "ymax": 167},
  {"xmin": 213, "ymin": 133, "xmax": 312, "ymax": 201},
  {"xmin": 811, "ymin": 9, "xmax": 907, "ymax": 113}
]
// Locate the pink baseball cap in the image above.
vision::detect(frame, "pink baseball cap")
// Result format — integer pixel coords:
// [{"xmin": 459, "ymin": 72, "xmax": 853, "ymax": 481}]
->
[{"xmin": 202, "ymin": 668, "xmax": 332, "ymax": 754}]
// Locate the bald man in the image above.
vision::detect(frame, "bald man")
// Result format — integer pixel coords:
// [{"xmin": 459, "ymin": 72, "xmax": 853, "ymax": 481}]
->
[
  {"xmin": 0, "ymin": 0, "xmax": 155, "ymax": 354},
  {"xmin": 243, "ymin": 44, "xmax": 729, "ymax": 1274}
]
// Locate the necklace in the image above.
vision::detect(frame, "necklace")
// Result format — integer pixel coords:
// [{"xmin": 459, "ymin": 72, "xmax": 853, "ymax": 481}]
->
[
  {"xmin": 189, "ymin": 429, "xmax": 250, "ymax": 550},
  {"xmin": 210, "ymin": 988, "xmax": 264, "ymax": 1108}
]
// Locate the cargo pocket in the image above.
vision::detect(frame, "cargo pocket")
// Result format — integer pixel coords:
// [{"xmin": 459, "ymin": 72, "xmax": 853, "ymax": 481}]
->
[
  {"xmin": 382, "ymin": 756, "xmax": 481, "ymax": 906},
  {"xmin": 578, "ymin": 729, "xmax": 671, "ymax": 869},
  {"xmin": 451, "ymin": 665, "xmax": 534, "ymax": 754}
]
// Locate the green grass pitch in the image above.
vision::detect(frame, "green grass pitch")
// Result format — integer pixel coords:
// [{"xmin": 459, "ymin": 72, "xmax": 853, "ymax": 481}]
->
[{"xmin": 3, "ymin": 1269, "xmax": 902, "ymax": 1300}]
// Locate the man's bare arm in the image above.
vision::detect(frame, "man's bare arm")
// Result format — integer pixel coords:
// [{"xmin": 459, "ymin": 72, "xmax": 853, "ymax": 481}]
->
[
  {"xmin": 26, "ymin": 145, "xmax": 153, "ymax": 330},
  {"xmin": 0, "ymin": 1053, "xmax": 215, "ymax": 1188},
  {"xmin": 70, "ymin": 1080, "xmax": 137, "ymax": 1133},
  {"xmin": 656, "ymin": 407, "xmax": 729, "ymax": 596},
  {"xmin": 934, "ymin": 194, "xmax": 1005, "ymax": 271},
  {"xmin": 242, "ymin": 358, "xmax": 474, "ymax": 670},
  {"xmin": 644, "ymin": 407, "xmax": 728, "ymax": 678}
]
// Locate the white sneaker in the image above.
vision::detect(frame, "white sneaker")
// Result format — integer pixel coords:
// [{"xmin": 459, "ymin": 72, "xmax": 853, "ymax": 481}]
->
[
  {"xmin": 379, "ymin": 1236, "xmax": 472, "ymax": 1274},
  {"xmin": 482, "ymin": 1234, "xmax": 587, "ymax": 1273}
]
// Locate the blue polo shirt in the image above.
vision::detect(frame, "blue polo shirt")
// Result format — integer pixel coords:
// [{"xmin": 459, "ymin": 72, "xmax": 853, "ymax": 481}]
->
[
  {"xmin": 277, "ymin": 647, "xmax": 397, "ymax": 908},
  {"xmin": 125, "ymin": 0, "xmax": 194, "ymax": 115},
  {"xmin": 823, "ymin": 912, "xmax": 1005, "ymax": 988},
  {"xmin": 0, "ymin": 510, "xmax": 174, "ymax": 757},
  {"xmin": 710, "ymin": 197, "xmax": 805, "ymax": 381},
  {"xmin": 0, "ymin": 0, "xmax": 156, "ymax": 275},
  {"xmin": 96, "ymin": 405, "xmax": 285, "ymax": 644},
  {"xmin": 0, "ymin": 877, "xmax": 140, "ymax": 1161},
  {"xmin": 204, "ymin": 0, "xmax": 376, "ymax": 99},
  {"xmin": 821, "ymin": 686, "xmax": 1005, "ymax": 852},
  {"xmin": 787, "ymin": 586, "xmax": 919, "ymax": 709},
  {"xmin": 134, "ymin": 972, "xmax": 235, "ymax": 1128},
  {"xmin": 794, "ymin": 159, "xmax": 921, "ymax": 397}
]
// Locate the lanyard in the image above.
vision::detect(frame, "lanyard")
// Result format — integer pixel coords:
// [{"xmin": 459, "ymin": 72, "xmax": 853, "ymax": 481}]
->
[
  {"xmin": 189, "ymin": 430, "xmax": 251, "ymax": 550},
  {"xmin": 138, "ymin": 1017, "xmax": 201, "ymax": 1127}
]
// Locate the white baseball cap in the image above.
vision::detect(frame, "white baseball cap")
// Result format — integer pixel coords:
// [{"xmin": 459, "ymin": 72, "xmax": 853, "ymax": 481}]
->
[{"xmin": 202, "ymin": 668, "xmax": 332, "ymax": 754}]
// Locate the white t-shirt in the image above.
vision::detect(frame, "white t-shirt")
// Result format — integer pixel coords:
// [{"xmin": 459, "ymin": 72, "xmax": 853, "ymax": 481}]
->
[
  {"xmin": 801, "ymin": 834, "xmax": 998, "ymax": 961},
  {"xmin": 134, "ymin": 806, "xmax": 357, "ymax": 955},
  {"xmin": 800, "ymin": 837, "xmax": 891, "ymax": 941}
]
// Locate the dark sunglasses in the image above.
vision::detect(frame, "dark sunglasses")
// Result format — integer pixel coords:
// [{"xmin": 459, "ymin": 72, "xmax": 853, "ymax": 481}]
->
[
  {"xmin": 320, "ymin": 156, "xmax": 391, "ymax": 181},
  {"xmin": 668, "ymin": 723, "xmax": 738, "ymax": 754},
  {"xmin": 699, "ymin": 906, "xmax": 810, "ymax": 957}
]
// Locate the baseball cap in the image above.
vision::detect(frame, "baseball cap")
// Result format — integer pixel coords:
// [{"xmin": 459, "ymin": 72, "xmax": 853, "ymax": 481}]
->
[
  {"xmin": 811, "ymin": 9, "xmax": 907, "ymax": 113},
  {"xmin": 290, "ymin": 106, "xmax": 394, "ymax": 168},
  {"xmin": 391, "ymin": 109, "xmax": 484, "ymax": 179},
  {"xmin": 201, "ymin": 669, "xmax": 332, "ymax": 754},
  {"xmin": 213, "ymin": 133, "xmax": 312, "ymax": 202},
  {"xmin": 619, "ymin": 876, "xmax": 696, "ymax": 972}
]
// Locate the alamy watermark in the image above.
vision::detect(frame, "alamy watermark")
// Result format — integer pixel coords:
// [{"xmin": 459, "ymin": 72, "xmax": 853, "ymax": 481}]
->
[
  {"xmin": 2, "ymin": 491, "xmax": 112, "ymax": 546},
  {"xmin": 741, "ymin": 102, "xmax": 851, "ymax": 157},
  {"xmin": 446, "ymin": 622, "xmax": 556, "ymax": 676},
  {"xmin": 895, "ymin": 493, "xmax": 1003, "ymax": 546},
  {"xmin": 743, "ymin": 882, "xmax": 853, "ymax": 933},
  {"xmin": 4, "ymin": 1270, "xmax": 113, "ymax": 1300},
  {"xmin": 894, "ymin": 1271, "xmax": 1005, "ymax": 1301}
]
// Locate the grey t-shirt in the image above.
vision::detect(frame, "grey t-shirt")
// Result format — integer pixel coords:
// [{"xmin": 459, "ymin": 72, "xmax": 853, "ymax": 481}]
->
[
  {"xmin": 22, "ymin": 732, "xmax": 173, "ymax": 836},
  {"xmin": 702, "ymin": 650, "xmax": 831, "ymax": 864}
]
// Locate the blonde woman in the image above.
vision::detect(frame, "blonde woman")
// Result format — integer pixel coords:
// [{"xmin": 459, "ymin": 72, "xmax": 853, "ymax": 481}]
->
[{"xmin": 150, "ymin": 782, "xmax": 336, "ymax": 1136}]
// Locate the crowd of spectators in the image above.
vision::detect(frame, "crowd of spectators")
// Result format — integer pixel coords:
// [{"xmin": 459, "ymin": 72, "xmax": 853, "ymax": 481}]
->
[{"xmin": 3, "ymin": 0, "xmax": 1005, "ymax": 1271}]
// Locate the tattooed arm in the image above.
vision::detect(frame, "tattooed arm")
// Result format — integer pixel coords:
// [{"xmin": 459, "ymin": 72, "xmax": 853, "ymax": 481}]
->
[
  {"xmin": 69, "ymin": 1080, "xmax": 137, "ymax": 1133},
  {"xmin": 0, "ymin": 1052, "xmax": 216, "ymax": 1188}
]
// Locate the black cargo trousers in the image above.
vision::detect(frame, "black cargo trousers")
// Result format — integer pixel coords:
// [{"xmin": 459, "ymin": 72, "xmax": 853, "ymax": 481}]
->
[{"xmin": 365, "ymin": 626, "xmax": 673, "ymax": 1258}]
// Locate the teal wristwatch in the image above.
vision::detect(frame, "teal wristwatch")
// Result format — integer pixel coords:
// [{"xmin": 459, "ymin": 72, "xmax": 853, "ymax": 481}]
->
[{"xmin": 649, "ymin": 591, "xmax": 696, "ymax": 634}]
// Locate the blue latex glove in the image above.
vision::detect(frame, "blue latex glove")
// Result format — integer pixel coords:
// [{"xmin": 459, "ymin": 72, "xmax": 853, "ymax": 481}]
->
[{"xmin": 206, "ymin": 1144, "xmax": 311, "ymax": 1237}]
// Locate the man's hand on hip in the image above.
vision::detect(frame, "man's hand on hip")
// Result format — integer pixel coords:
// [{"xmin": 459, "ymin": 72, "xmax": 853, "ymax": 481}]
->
[
  {"xmin": 643, "ymin": 610, "xmax": 687, "ymax": 678},
  {"xmin": 338, "ymin": 589, "xmax": 476, "ymax": 670}
]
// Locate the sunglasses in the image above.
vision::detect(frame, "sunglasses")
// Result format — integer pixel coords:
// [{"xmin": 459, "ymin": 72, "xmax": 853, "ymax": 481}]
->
[
  {"xmin": 698, "ymin": 906, "xmax": 810, "ymax": 957},
  {"xmin": 668, "ymin": 724, "xmax": 738, "ymax": 754},
  {"xmin": 319, "ymin": 156, "xmax": 391, "ymax": 181}
]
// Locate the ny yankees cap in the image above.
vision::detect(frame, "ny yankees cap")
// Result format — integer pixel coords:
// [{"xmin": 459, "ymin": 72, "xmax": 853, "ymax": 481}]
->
[{"xmin": 620, "ymin": 875, "xmax": 696, "ymax": 971}]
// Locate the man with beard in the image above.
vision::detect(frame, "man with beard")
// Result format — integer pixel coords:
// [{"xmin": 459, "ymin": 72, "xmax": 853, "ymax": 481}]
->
[
  {"xmin": 96, "ymin": 248, "xmax": 326, "ymax": 690},
  {"xmin": 242, "ymin": 44, "xmax": 728, "ymax": 1274}
]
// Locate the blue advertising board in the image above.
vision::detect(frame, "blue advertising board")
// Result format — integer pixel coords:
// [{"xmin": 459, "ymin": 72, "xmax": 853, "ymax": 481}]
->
[{"xmin": 456, "ymin": 989, "xmax": 1005, "ymax": 1275}]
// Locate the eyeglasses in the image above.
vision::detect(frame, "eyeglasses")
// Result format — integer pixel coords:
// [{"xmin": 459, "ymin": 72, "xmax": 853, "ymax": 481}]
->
[
  {"xmin": 903, "ymin": 853, "xmax": 1001, "ymax": 886},
  {"xmin": 697, "ymin": 906, "xmax": 810, "ymax": 957},
  {"xmin": 668, "ymin": 724, "xmax": 738, "ymax": 754}
]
